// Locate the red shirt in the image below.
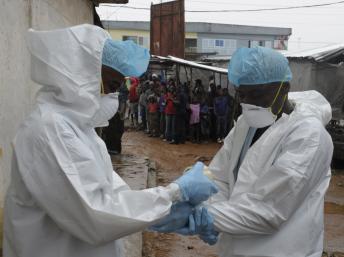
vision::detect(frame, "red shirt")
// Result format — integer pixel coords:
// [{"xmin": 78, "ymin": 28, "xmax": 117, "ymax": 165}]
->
[
  {"xmin": 129, "ymin": 83, "xmax": 138, "ymax": 102},
  {"xmin": 164, "ymin": 93, "xmax": 176, "ymax": 115},
  {"xmin": 148, "ymin": 102, "xmax": 159, "ymax": 113}
]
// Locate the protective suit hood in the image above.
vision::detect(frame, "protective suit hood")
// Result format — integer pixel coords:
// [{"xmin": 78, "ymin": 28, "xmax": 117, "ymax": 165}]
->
[
  {"xmin": 27, "ymin": 24, "xmax": 110, "ymax": 126},
  {"xmin": 289, "ymin": 90, "xmax": 332, "ymax": 126}
]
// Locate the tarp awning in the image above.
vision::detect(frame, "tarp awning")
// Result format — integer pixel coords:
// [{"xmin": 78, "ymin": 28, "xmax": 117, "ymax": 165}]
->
[
  {"xmin": 283, "ymin": 44, "xmax": 344, "ymax": 62},
  {"xmin": 151, "ymin": 55, "xmax": 228, "ymax": 74}
]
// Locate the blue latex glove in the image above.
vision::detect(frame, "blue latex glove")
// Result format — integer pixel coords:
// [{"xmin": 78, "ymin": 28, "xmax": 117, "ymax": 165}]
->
[
  {"xmin": 175, "ymin": 206, "xmax": 219, "ymax": 245},
  {"xmin": 149, "ymin": 202, "xmax": 193, "ymax": 233},
  {"xmin": 199, "ymin": 230, "xmax": 219, "ymax": 245},
  {"xmin": 174, "ymin": 162, "xmax": 218, "ymax": 205},
  {"xmin": 196, "ymin": 207, "xmax": 219, "ymax": 245}
]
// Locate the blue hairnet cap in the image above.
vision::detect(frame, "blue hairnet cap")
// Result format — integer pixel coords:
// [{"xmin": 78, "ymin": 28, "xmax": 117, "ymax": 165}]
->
[
  {"xmin": 102, "ymin": 39, "xmax": 150, "ymax": 77},
  {"xmin": 228, "ymin": 47, "xmax": 292, "ymax": 87}
]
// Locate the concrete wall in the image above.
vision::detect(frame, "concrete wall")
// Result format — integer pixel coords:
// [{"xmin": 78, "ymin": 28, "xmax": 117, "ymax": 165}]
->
[
  {"xmin": 197, "ymin": 33, "xmax": 276, "ymax": 56},
  {"xmin": 0, "ymin": 0, "xmax": 93, "ymax": 209},
  {"xmin": 106, "ymin": 28, "xmax": 197, "ymax": 49},
  {"xmin": 108, "ymin": 29, "xmax": 150, "ymax": 48}
]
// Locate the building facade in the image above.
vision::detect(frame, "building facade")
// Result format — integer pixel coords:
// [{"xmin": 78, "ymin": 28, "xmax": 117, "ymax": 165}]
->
[{"xmin": 102, "ymin": 20, "xmax": 291, "ymax": 59}]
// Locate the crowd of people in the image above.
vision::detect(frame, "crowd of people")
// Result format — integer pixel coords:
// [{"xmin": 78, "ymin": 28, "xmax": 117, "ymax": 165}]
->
[{"xmin": 126, "ymin": 74, "xmax": 234, "ymax": 144}]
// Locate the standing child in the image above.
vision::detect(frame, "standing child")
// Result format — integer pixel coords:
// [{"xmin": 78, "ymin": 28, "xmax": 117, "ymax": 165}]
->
[
  {"xmin": 214, "ymin": 87, "xmax": 228, "ymax": 143},
  {"xmin": 138, "ymin": 81, "xmax": 148, "ymax": 131},
  {"xmin": 164, "ymin": 86, "xmax": 177, "ymax": 143},
  {"xmin": 189, "ymin": 99, "xmax": 201, "ymax": 144},
  {"xmin": 200, "ymin": 102, "xmax": 210, "ymax": 142},
  {"xmin": 147, "ymin": 92, "xmax": 160, "ymax": 137},
  {"xmin": 128, "ymin": 77, "xmax": 139, "ymax": 128},
  {"xmin": 159, "ymin": 83, "xmax": 167, "ymax": 138}
]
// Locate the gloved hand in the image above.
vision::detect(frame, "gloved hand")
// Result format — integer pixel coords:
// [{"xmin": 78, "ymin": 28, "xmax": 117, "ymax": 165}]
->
[
  {"xmin": 175, "ymin": 206, "xmax": 219, "ymax": 245},
  {"xmin": 199, "ymin": 230, "xmax": 219, "ymax": 245},
  {"xmin": 196, "ymin": 207, "xmax": 219, "ymax": 245},
  {"xmin": 149, "ymin": 202, "xmax": 193, "ymax": 233},
  {"xmin": 174, "ymin": 162, "xmax": 218, "ymax": 205}
]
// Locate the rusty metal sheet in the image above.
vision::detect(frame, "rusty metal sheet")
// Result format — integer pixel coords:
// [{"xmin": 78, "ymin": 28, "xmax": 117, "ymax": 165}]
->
[{"xmin": 150, "ymin": 0, "xmax": 185, "ymax": 58}]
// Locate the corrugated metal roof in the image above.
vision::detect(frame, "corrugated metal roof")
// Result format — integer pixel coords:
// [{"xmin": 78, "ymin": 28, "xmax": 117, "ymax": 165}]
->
[
  {"xmin": 92, "ymin": 0, "xmax": 128, "ymax": 5},
  {"xmin": 202, "ymin": 55, "xmax": 231, "ymax": 61},
  {"xmin": 151, "ymin": 55, "xmax": 228, "ymax": 74},
  {"xmin": 283, "ymin": 44, "xmax": 344, "ymax": 62}
]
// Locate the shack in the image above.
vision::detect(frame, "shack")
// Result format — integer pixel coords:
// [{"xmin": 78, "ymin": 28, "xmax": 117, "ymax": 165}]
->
[{"xmin": 284, "ymin": 45, "xmax": 344, "ymax": 160}]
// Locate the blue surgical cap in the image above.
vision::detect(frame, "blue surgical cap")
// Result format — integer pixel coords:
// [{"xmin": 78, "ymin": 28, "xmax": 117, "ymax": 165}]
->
[
  {"xmin": 102, "ymin": 39, "xmax": 150, "ymax": 77},
  {"xmin": 228, "ymin": 47, "xmax": 292, "ymax": 87}
]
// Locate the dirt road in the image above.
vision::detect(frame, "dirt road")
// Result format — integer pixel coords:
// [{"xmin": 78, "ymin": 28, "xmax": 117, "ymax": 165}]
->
[{"xmin": 122, "ymin": 130, "xmax": 344, "ymax": 256}]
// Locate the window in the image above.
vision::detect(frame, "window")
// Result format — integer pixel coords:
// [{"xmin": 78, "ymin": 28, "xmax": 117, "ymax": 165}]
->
[
  {"xmin": 273, "ymin": 40, "xmax": 288, "ymax": 50},
  {"xmin": 185, "ymin": 38, "xmax": 197, "ymax": 48},
  {"xmin": 215, "ymin": 39, "xmax": 224, "ymax": 47},
  {"xmin": 138, "ymin": 37, "xmax": 144, "ymax": 46},
  {"xmin": 225, "ymin": 39, "xmax": 237, "ymax": 54},
  {"xmin": 202, "ymin": 39, "xmax": 213, "ymax": 49},
  {"xmin": 123, "ymin": 35, "xmax": 138, "ymax": 44},
  {"xmin": 265, "ymin": 41, "xmax": 272, "ymax": 48},
  {"xmin": 185, "ymin": 38, "xmax": 198, "ymax": 53},
  {"xmin": 122, "ymin": 36, "xmax": 147, "ymax": 47},
  {"xmin": 249, "ymin": 40, "xmax": 259, "ymax": 47},
  {"xmin": 249, "ymin": 40, "xmax": 265, "ymax": 47}
]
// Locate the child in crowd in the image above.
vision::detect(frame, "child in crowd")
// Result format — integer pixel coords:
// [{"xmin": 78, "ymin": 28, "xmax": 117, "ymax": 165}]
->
[
  {"xmin": 138, "ymin": 81, "xmax": 148, "ymax": 131},
  {"xmin": 147, "ymin": 92, "xmax": 160, "ymax": 137},
  {"xmin": 164, "ymin": 85, "xmax": 177, "ymax": 143},
  {"xmin": 159, "ymin": 83, "xmax": 167, "ymax": 138},
  {"xmin": 200, "ymin": 102, "xmax": 210, "ymax": 142},
  {"xmin": 189, "ymin": 98, "xmax": 201, "ymax": 144},
  {"xmin": 128, "ymin": 77, "xmax": 139, "ymax": 128},
  {"xmin": 214, "ymin": 87, "xmax": 228, "ymax": 143}
]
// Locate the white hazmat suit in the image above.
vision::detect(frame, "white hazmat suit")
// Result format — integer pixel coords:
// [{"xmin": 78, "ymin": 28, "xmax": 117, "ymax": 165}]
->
[
  {"xmin": 206, "ymin": 90, "xmax": 333, "ymax": 257},
  {"xmin": 3, "ymin": 25, "xmax": 181, "ymax": 257}
]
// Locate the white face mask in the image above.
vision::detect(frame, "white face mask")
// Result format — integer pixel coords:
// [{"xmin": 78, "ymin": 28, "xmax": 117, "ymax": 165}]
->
[
  {"xmin": 240, "ymin": 82, "xmax": 287, "ymax": 128},
  {"xmin": 91, "ymin": 93, "xmax": 119, "ymax": 127},
  {"xmin": 241, "ymin": 103, "xmax": 277, "ymax": 128}
]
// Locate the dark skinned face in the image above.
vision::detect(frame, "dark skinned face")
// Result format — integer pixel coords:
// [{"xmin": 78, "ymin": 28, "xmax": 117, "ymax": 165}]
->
[
  {"xmin": 101, "ymin": 65, "xmax": 125, "ymax": 94},
  {"xmin": 235, "ymin": 82, "xmax": 291, "ymax": 115}
]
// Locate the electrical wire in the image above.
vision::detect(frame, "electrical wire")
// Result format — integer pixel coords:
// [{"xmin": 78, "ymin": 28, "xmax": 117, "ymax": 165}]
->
[{"xmin": 100, "ymin": 0, "xmax": 344, "ymax": 13}]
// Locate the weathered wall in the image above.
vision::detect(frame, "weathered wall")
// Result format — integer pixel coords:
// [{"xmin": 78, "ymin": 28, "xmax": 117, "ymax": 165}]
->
[
  {"xmin": 0, "ymin": 0, "xmax": 93, "ymax": 209},
  {"xmin": 197, "ymin": 33, "xmax": 276, "ymax": 56},
  {"xmin": 289, "ymin": 60, "xmax": 344, "ymax": 117}
]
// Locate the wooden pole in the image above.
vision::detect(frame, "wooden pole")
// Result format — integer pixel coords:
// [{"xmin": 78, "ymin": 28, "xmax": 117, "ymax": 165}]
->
[
  {"xmin": 184, "ymin": 65, "xmax": 189, "ymax": 82},
  {"xmin": 190, "ymin": 68, "xmax": 193, "ymax": 83}
]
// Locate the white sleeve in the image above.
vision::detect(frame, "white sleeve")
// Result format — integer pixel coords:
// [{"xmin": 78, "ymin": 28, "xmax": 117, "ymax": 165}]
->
[
  {"xmin": 206, "ymin": 128, "xmax": 235, "ymax": 203},
  {"xmin": 23, "ymin": 118, "xmax": 175, "ymax": 246},
  {"xmin": 207, "ymin": 124, "xmax": 333, "ymax": 235}
]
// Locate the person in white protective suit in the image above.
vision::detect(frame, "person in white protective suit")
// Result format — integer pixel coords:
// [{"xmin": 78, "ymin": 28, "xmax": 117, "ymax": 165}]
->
[
  {"xmin": 3, "ymin": 24, "xmax": 218, "ymax": 257},
  {"xmin": 152, "ymin": 47, "xmax": 334, "ymax": 257}
]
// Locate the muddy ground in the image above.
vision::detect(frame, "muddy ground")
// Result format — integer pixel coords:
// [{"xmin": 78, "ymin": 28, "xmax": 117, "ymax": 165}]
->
[{"xmin": 122, "ymin": 130, "xmax": 344, "ymax": 257}]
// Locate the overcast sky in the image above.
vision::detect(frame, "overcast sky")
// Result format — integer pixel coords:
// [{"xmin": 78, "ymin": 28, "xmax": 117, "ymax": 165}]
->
[{"xmin": 96, "ymin": 0, "xmax": 344, "ymax": 51}]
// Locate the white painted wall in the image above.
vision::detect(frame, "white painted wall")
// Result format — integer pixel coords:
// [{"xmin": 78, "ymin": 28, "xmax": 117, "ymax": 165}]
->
[{"xmin": 0, "ymin": 0, "xmax": 93, "ymax": 208}]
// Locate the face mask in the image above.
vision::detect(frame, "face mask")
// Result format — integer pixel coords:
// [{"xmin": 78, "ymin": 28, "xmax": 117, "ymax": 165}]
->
[
  {"xmin": 240, "ymin": 82, "xmax": 287, "ymax": 128},
  {"xmin": 241, "ymin": 103, "xmax": 277, "ymax": 128},
  {"xmin": 91, "ymin": 93, "xmax": 119, "ymax": 127}
]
